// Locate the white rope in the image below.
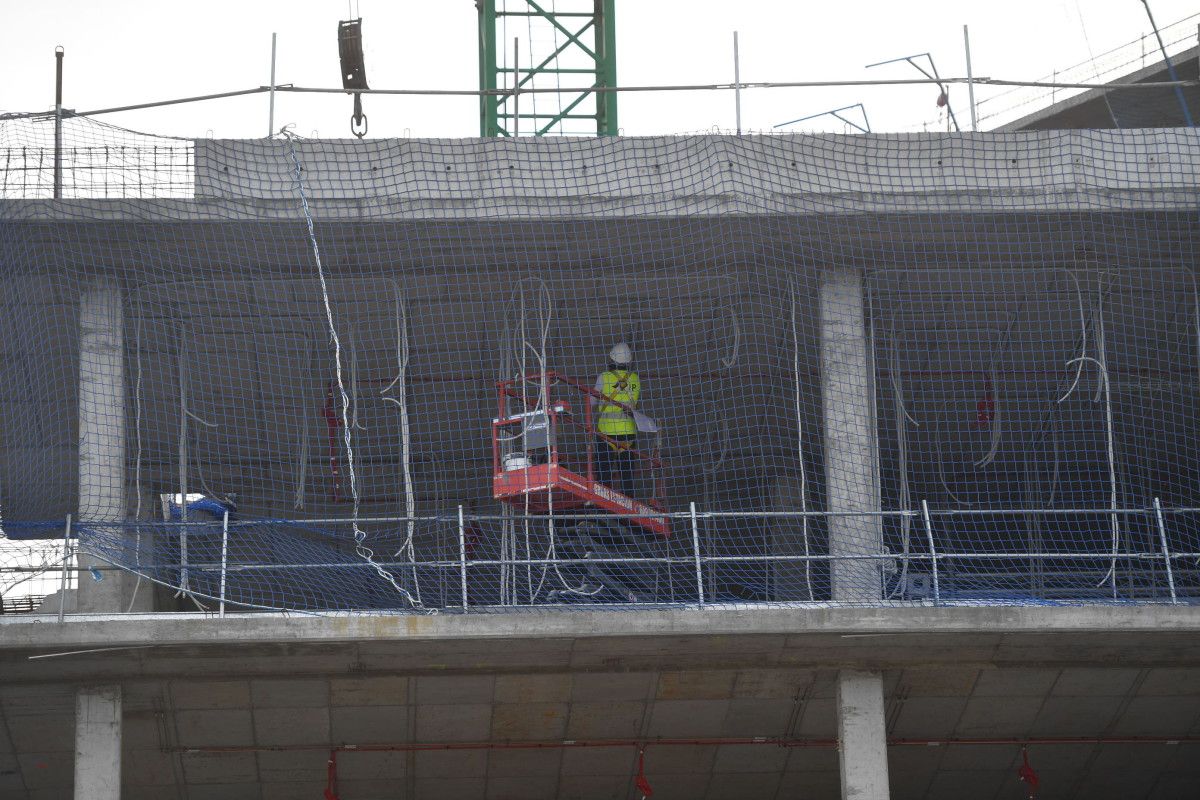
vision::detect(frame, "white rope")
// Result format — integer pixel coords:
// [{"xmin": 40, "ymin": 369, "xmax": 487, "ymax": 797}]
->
[
  {"xmin": 284, "ymin": 133, "xmax": 419, "ymax": 607},
  {"xmin": 1067, "ymin": 355, "xmax": 1120, "ymax": 595},
  {"xmin": 1056, "ymin": 270, "xmax": 1089, "ymax": 404},
  {"xmin": 789, "ymin": 281, "xmax": 813, "ymax": 600},
  {"xmin": 382, "ymin": 289, "xmax": 420, "ymax": 605}
]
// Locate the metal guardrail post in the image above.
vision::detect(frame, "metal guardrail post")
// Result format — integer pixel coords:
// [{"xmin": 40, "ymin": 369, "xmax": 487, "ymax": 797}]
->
[
  {"xmin": 690, "ymin": 502, "xmax": 705, "ymax": 606},
  {"xmin": 458, "ymin": 505, "xmax": 469, "ymax": 611},
  {"xmin": 58, "ymin": 514, "xmax": 72, "ymax": 623},
  {"xmin": 1154, "ymin": 498, "xmax": 1177, "ymax": 604},
  {"xmin": 921, "ymin": 500, "xmax": 939, "ymax": 605},
  {"xmin": 219, "ymin": 510, "xmax": 229, "ymax": 617}
]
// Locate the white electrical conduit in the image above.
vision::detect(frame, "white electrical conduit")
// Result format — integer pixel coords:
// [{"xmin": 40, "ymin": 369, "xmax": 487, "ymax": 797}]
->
[
  {"xmin": 294, "ymin": 334, "xmax": 313, "ymax": 511},
  {"xmin": 127, "ymin": 313, "xmax": 145, "ymax": 613},
  {"xmin": 1056, "ymin": 270, "xmax": 1089, "ymax": 404},
  {"xmin": 887, "ymin": 319, "xmax": 912, "ymax": 600},
  {"xmin": 1066, "ymin": 355, "xmax": 1119, "ymax": 596},
  {"xmin": 789, "ymin": 281, "xmax": 813, "ymax": 600},
  {"xmin": 284, "ymin": 133, "xmax": 420, "ymax": 608},
  {"xmin": 719, "ymin": 305, "xmax": 740, "ymax": 369},
  {"xmin": 382, "ymin": 290, "xmax": 419, "ymax": 605}
]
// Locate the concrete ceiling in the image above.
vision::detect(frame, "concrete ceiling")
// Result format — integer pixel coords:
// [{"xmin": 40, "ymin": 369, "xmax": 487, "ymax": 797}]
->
[{"xmin": 1, "ymin": 607, "xmax": 1199, "ymax": 799}]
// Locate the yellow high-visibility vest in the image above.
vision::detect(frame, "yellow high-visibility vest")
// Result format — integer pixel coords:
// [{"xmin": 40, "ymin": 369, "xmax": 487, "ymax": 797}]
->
[{"xmin": 596, "ymin": 369, "xmax": 640, "ymax": 437}]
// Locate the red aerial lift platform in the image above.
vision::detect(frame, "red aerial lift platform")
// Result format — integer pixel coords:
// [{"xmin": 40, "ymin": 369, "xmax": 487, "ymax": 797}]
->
[{"xmin": 492, "ymin": 371, "xmax": 670, "ymax": 538}]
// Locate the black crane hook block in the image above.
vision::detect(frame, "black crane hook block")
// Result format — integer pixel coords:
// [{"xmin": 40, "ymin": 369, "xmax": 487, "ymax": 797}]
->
[{"xmin": 338, "ymin": 19, "xmax": 369, "ymax": 138}]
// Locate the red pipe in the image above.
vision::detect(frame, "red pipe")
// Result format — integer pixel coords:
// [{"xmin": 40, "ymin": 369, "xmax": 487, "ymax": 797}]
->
[
  {"xmin": 322, "ymin": 381, "xmax": 342, "ymax": 503},
  {"xmin": 178, "ymin": 734, "xmax": 1200, "ymax": 755}
]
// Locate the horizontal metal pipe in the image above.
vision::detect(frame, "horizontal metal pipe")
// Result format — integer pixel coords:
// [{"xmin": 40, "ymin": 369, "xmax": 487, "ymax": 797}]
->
[
  {"xmin": 79, "ymin": 504, "xmax": 1200, "ymax": 528},
  {"xmin": 4, "ymin": 75, "xmax": 1196, "ymax": 121}
]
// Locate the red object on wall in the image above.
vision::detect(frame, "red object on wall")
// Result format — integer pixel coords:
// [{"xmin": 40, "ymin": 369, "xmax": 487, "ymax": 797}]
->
[
  {"xmin": 634, "ymin": 747, "xmax": 654, "ymax": 797},
  {"xmin": 322, "ymin": 382, "xmax": 343, "ymax": 503},
  {"xmin": 324, "ymin": 750, "xmax": 340, "ymax": 800},
  {"xmin": 975, "ymin": 378, "xmax": 995, "ymax": 428},
  {"xmin": 1017, "ymin": 746, "xmax": 1039, "ymax": 799}
]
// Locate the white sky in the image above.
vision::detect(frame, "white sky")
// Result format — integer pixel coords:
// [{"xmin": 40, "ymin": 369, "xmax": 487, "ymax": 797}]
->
[{"xmin": 0, "ymin": 0, "xmax": 1197, "ymax": 138}]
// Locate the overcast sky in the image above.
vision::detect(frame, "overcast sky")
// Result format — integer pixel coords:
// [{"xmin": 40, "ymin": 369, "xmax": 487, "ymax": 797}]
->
[{"xmin": 1, "ymin": 1, "xmax": 1197, "ymax": 138}]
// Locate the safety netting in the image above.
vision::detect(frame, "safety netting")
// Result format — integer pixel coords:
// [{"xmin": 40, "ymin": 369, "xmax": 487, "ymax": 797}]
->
[{"xmin": 1, "ymin": 114, "xmax": 1199, "ymax": 612}]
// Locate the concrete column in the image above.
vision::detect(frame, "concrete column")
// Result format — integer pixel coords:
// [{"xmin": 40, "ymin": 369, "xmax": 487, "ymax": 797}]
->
[
  {"xmin": 74, "ymin": 685, "xmax": 122, "ymax": 800},
  {"xmin": 837, "ymin": 670, "xmax": 890, "ymax": 800},
  {"xmin": 819, "ymin": 267, "xmax": 883, "ymax": 602},
  {"xmin": 77, "ymin": 281, "xmax": 144, "ymax": 612}
]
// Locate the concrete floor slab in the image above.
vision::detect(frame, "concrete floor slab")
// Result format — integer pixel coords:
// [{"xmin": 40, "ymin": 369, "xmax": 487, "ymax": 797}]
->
[
  {"xmin": 894, "ymin": 667, "xmax": 979, "ymax": 697},
  {"xmin": 484, "ymin": 748, "xmax": 562, "ymax": 778},
  {"xmin": 711, "ymin": 742, "xmax": 790, "ymax": 773},
  {"xmin": 5, "ymin": 716, "xmax": 73, "ymax": 753},
  {"xmin": 786, "ymin": 747, "xmax": 840, "ymax": 772},
  {"xmin": 122, "ymin": 750, "xmax": 176, "ymax": 787},
  {"xmin": 490, "ymin": 702, "xmax": 568, "ymax": 740},
  {"xmin": 971, "ymin": 667, "xmax": 1061, "ymax": 697},
  {"xmin": 645, "ymin": 699, "xmax": 730, "ymax": 738},
  {"xmin": 1148, "ymin": 772, "xmax": 1200, "ymax": 800},
  {"xmin": 704, "ymin": 770, "xmax": 781, "ymax": 800},
  {"xmin": 178, "ymin": 784, "xmax": 262, "ymax": 800},
  {"xmin": 174, "ymin": 709, "xmax": 254, "ymax": 747},
  {"xmin": 416, "ymin": 703, "xmax": 492, "ymax": 742},
  {"xmin": 1072, "ymin": 769, "xmax": 1167, "ymax": 800},
  {"xmin": 261, "ymin": 782, "xmax": 328, "ymax": 800},
  {"xmin": 774, "ymin": 768, "xmax": 840, "ymax": 797},
  {"xmin": 794, "ymin": 697, "xmax": 836, "ymax": 737},
  {"xmin": 889, "ymin": 697, "xmax": 969, "ymax": 738},
  {"xmin": 636, "ymin": 771, "xmax": 711, "ymax": 800},
  {"xmin": 494, "ymin": 674, "xmax": 570, "ymax": 705},
  {"xmin": 329, "ymin": 704, "xmax": 409, "ymax": 744},
  {"xmin": 417, "ymin": 675, "xmax": 495, "ymax": 705},
  {"xmin": 924, "ymin": 769, "xmax": 1009, "ymax": 800},
  {"xmin": 330, "ymin": 675, "xmax": 409, "ymax": 706},
  {"xmin": 256, "ymin": 749, "xmax": 328, "ymax": 782},
  {"xmin": 564, "ymin": 701, "xmax": 644, "ymax": 739},
  {"xmin": 254, "ymin": 707, "xmax": 330, "ymax": 746},
  {"xmin": 954, "ymin": 695, "xmax": 1043, "ymax": 737},
  {"xmin": 558, "ymin": 746, "xmax": 633, "ymax": 776},
  {"xmin": 639, "ymin": 744, "xmax": 716, "ymax": 775},
  {"xmin": 1029, "ymin": 695, "xmax": 1124, "ymax": 736},
  {"xmin": 1138, "ymin": 667, "xmax": 1200, "ymax": 696},
  {"xmin": 935, "ymin": 743, "xmax": 1020, "ymax": 772},
  {"xmin": 655, "ymin": 670, "xmax": 736, "ymax": 700},
  {"xmin": 556, "ymin": 773, "xmax": 628, "ymax": 800},
  {"xmin": 718, "ymin": 697, "xmax": 794, "ymax": 737},
  {"xmin": 413, "ymin": 777, "xmax": 487, "ymax": 800},
  {"xmin": 731, "ymin": 668, "xmax": 815, "ymax": 698},
  {"xmin": 336, "ymin": 750, "xmax": 408, "ymax": 781},
  {"xmin": 181, "ymin": 751, "xmax": 257, "ymax": 784},
  {"xmin": 569, "ymin": 672, "xmax": 655, "ymax": 703},
  {"xmin": 1050, "ymin": 667, "xmax": 1142, "ymax": 697},
  {"xmin": 251, "ymin": 678, "xmax": 329, "ymax": 708},
  {"xmin": 485, "ymin": 774, "xmax": 557, "ymax": 800},
  {"xmin": 414, "ymin": 749, "xmax": 488, "ymax": 779},
  {"xmin": 170, "ymin": 679, "xmax": 251, "ymax": 709},
  {"xmin": 120, "ymin": 712, "xmax": 165, "ymax": 750},
  {"xmin": 15, "ymin": 752, "xmax": 72, "ymax": 789},
  {"xmin": 1112, "ymin": 696, "xmax": 1200, "ymax": 736}
]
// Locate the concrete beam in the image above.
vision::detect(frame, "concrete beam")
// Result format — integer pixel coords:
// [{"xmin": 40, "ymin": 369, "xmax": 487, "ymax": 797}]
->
[
  {"xmin": 74, "ymin": 685, "xmax": 122, "ymax": 800},
  {"xmin": 820, "ymin": 267, "xmax": 883, "ymax": 602},
  {"xmin": 837, "ymin": 670, "xmax": 889, "ymax": 800}
]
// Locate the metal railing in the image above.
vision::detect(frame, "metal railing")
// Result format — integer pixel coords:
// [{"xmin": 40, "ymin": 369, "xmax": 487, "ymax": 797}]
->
[{"xmin": 8, "ymin": 499, "xmax": 1197, "ymax": 618}]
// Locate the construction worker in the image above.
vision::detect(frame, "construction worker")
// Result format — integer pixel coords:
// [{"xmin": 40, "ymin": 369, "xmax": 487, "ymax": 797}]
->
[{"xmin": 592, "ymin": 343, "xmax": 641, "ymax": 495}]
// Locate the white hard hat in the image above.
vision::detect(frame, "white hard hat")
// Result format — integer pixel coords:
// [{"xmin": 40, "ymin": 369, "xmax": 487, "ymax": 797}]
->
[{"xmin": 608, "ymin": 342, "xmax": 632, "ymax": 365}]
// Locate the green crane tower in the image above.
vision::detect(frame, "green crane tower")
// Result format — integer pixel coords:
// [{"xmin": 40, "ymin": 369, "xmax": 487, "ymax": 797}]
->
[{"xmin": 477, "ymin": 0, "xmax": 617, "ymax": 137}]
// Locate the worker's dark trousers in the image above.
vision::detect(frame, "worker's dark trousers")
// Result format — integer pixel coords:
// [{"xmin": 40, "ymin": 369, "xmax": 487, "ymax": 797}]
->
[{"xmin": 596, "ymin": 434, "xmax": 638, "ymax": 497}]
